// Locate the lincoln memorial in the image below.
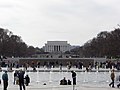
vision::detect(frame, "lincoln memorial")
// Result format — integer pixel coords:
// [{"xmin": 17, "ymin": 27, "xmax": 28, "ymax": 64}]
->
[{"xmin": 43, "ymin": 41, "xmax": 73, "ymax": 53}]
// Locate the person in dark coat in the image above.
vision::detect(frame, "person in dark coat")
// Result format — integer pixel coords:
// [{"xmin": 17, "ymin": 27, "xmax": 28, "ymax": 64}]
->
[
  {"xmin": 2, "ymin": 71, "xmax": 8, "ymax": 90},
  {"xmin": 25, "ymin": 75, "xmax": 30, "ymax": 86},
  {"xmin": 117, "ymin": 75, "xmax": 120, "ymax": 88},
  {"xmin": 60, "ymin": 79, "xmax": 63, "ymax": 85},
  {"xmin": 60, "ymin": 77, "xmax": 67, "ymax": 85},
  {"xmin": 62, "ymin": 77, "xmax": 67, "ymax": 85},
  {"xmin": 71, "ymin": 71, "xmax": 76, "ymax": 85},
  {"xmin": 109, "ymin": 69, "xmax": 115, "ymax": 88},
  {"xmin": 18, "ymin": 70, "xmax": 25, "ymax": 90},
  {"xmin": 67, "ymin": 79, "xmax": 71, "ymax": 85},
  {"xmin": 71, "ymin": 71, "xmax": 76, "ymax": 90}
]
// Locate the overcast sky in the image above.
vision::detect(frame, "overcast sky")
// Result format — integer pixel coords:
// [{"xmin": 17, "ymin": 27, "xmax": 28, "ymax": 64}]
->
[{"xmin": 0, "ymin": 0, "xmax": 120, "ymax": 48}]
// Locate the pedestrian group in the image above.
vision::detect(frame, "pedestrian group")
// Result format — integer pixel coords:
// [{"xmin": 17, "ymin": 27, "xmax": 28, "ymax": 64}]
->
[{"xmin": 1, "ymin": 69, "xmax": 30, "ymax": 90}]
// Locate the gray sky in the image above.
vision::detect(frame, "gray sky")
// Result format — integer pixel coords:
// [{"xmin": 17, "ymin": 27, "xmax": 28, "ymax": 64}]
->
[{"xmin": 0, "ymin": 0, "xmax": 120, "ymax": 48}]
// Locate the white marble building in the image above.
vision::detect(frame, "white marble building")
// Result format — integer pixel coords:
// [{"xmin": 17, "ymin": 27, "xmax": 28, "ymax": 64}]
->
[{"xmin": 43, "ymin": 41, "xmax": 73, "ymax": 53}]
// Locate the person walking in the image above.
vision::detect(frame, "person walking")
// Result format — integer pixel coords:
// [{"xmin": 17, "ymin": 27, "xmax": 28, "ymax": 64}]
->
[
  {"xmin": 71, "ymin": 71, "xmax": 76, "ymax": 90},
  {"xmin": 13, "ymin": 70, "xmax": 18, "ymax": 85},
  {"xmin": 18, "ymin": 69, "xmax": 25, "ymax": 90},
  {"xmin": 109, "ymin": 69, "xmax": 115, "ymax": 88},
  {"xmin": 2, "ymin": 71, "xmax": 8, "ymax": 90},
  {"xmin": 117, "ymin": 75, "xmax": 120, "ymax": 88}
]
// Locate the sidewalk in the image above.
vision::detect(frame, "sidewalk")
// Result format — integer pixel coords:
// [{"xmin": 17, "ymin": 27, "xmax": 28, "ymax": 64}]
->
[{"xmin": 0, "ymin": 84, "xmax": 119, "ymax": 90}]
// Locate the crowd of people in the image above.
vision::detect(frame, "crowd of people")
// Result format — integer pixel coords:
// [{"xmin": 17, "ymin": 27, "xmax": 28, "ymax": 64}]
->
[
  {"xmin": 1, "ymin": 68, "xmax": 120, "ymax": 90},
  {"xmin": 0, "ymin": 69, "xmax": 77, "ymax": 90},
  {"xmin": 1, "ymin": 69, "xmax": 30, "ymax": 90},
  {"xmin": 1, "ymin": 61, "xmax": 120, "ymax": 90},
  {"xmin": 0, "ymin": 70, "xmax": 77, "ymax": 90},
  {"xmin": 1, "ymin": 60, "xmax": 120, "ymax": 73}
]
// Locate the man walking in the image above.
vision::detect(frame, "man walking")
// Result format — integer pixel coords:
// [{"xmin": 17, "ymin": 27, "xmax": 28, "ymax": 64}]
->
[
  {"xmin": 71, "ymin": 71, "xmax": 76, "ymax": 90},
  {"xmin": 109, "ymin": 69, "xmax": 115, "ymax": 88},
  {"xmin": 2, "ymin": 71, "xmax": 8, "ymax": 90},
  {"xmin": 18, "ymin": 69, "xmax": 25, "ymax": 90}
]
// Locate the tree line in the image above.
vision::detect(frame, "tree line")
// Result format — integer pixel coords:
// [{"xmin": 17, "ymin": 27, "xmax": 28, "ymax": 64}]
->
[
  {"xmin": 70, "ymin": 28, "xmax": 120, "ymax": 58},
  {"xmin": 0, "ymin": 28, "xmax": 43, "ymax": 58},
  {"xmin": 1, "ymin": 27, "xmax": 120, "ymax": 58}
]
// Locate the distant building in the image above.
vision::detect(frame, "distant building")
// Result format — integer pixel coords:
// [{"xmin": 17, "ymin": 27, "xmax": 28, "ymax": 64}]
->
[{"xmin": 43, "ymin": 41, "xmax": 75, "ymax": 53}]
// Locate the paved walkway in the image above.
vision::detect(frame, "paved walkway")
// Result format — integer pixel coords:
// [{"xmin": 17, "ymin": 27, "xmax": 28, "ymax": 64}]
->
[
  {"xmin": 0, "ymin": 84, "xmax": 119, "ymax": 90},
  {"xmin": 0, "ymin": 67, "xmax": 119, "ymax": 90}
]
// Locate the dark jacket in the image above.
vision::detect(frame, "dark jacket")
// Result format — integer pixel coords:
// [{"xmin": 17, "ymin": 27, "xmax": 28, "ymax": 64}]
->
[
  {"xmin": 71, "ymin": 71, "xmax": 76, "ymax": 85},
  {"xmin": 25, "ymin": 75, "xmax": 30, "ymax": 83},
  {"xmin": 18, "ymin": 71, "xmax": 25, "ymax": 84},
  {"xmin": 72, "ymin": 71, "xmax": 76, "ymax": 78},
  {"xmin": 2, "ymin": 72, "xmax": 8, "ymax": 81}
]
